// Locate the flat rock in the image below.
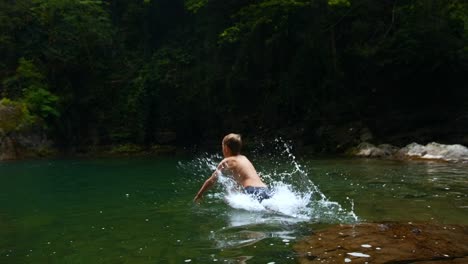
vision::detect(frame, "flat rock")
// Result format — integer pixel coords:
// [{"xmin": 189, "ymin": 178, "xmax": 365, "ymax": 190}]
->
[{"xmin": 294, "ymin": 222, "xmax": 468, "ymax": 263}]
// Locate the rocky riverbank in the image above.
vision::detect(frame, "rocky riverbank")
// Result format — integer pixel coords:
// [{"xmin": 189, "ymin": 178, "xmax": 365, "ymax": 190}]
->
[
  {"xmin": 0, "ymin": 135, "xmax": 179, "ymax": 161},
  {"xmin": 348, "ymin": 142, "xmax": 468, "ymax": 162},
  {"xmin": 0, "ymin": 133, "xmax": 56, "ymax": 161},
  {"xmin": 2, "ymin": 120, "xmax": 468, "ymax": 162}
]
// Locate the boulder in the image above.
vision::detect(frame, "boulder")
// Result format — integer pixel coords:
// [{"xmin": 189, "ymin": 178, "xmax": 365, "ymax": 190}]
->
[
  {"xmin": 397, "ymin": 142, "xmax": 468, "ymax": 162},
  {"xmin": 349, "ymin": 142, "xmax": 468, "ymax": 162},
  {"xmin": 294, "ymin": 222, "xmax": 468, "ymax": 264},
  {"xmin": 349, "ymin": 142, "xmax": 398, "ymax": 158}
]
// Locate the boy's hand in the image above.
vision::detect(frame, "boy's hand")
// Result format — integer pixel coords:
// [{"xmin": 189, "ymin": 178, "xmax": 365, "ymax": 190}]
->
[{"xmin": 193, "ymin": 195, "xmax": 202, "ymax": 203}]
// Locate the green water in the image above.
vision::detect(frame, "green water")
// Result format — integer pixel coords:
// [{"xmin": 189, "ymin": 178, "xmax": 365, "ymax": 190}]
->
[{"xmin": 0, "ymin": 155, "xmax": 467, "ymax": 264}]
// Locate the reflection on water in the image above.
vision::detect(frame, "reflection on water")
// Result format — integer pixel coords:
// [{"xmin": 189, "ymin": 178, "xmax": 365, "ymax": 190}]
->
[
  {"xmin": 209, "ymin": 209, "xmax": 347, "ymax": 254},
  {"xmin": 211, "ymin": 209, "xmax": 301, "ymax": 249},
  {"xmin": 213, "ymin": 229, "xmax": 268, "ymax": 248}
]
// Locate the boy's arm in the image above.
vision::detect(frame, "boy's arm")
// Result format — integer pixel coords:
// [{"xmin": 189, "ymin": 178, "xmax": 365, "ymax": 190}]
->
[
  {"xmin": 193, "ymin": 160, "xmax": 229, "ymax": 202},
  {"xmin": 193, "ymin": 171, "xmax": 218, "ymax": 202}
]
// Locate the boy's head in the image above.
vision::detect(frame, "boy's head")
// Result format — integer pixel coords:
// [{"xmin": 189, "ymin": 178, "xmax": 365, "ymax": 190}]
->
[{"xmin": 222, "ymin": 133, "xmax": 242, "ymax": 156}]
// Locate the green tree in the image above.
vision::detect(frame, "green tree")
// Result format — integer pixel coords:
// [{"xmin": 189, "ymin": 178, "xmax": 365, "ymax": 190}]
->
[
  {"xmin": 0, "ymin": 98, "xmax": 33, "ymax": 136},
  {"xmin": 28, "ymin": 0, "xmax": 114, "ymax": 146},
  {"xmin": 0, "ymin": 98, "xmax": 34, "ymax": 158},
  {"xmin": 2, "ymin": 58, "xmax": 59, "ymax": 125}
]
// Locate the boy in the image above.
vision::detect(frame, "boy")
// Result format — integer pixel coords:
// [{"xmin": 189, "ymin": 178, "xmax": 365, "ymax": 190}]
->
[{"xmin": 193, "ymin": 133, "xmax": 271, "ymax": 202}]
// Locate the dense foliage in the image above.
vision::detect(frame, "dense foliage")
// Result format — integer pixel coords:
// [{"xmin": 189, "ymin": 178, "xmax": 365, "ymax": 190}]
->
[{"xmin": 1, "ymin": 0, "xmax": 467, "ymax": 150}]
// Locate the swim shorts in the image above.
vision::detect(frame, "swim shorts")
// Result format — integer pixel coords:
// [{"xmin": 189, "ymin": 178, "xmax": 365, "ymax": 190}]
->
[{"xmin": 244, "ymin": 186, "xmax": 272, "ymax": 202}]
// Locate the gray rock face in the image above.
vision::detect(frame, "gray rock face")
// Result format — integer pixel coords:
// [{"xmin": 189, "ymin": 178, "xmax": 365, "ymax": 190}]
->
[
  {"xmin": 294, "ymin": 222, "xmax": 468, "ymax": 264},
  {"xmin": 349, "ymin": 142, "xmax": 468, "ymax": 162},
  {"xmin": 0, "ymin": 137, "xmax": 17, "ymax": 160},
  {"xmin": 0, "ymin": 131, "xmax": 54, "ymax": 161},
  {"xmin": 397, "ymin": 142, "xmax": 468, "ymax": 162}
]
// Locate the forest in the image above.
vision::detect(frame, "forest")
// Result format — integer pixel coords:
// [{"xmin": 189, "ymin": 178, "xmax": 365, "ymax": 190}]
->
[{"xmin": 0, "ymin": 0, "xmax": 467, "ymax": 156}]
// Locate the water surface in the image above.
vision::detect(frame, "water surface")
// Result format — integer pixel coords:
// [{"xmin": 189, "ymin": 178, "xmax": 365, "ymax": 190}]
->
[{"xmin": 0, "ymin": 151, "xmax": 467, "ymax": 263}]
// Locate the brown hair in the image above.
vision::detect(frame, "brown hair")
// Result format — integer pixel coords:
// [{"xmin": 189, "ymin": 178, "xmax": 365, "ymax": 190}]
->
[{"xmin": 222, "ymin": 133, "xmax": 242, "ymax": 155}]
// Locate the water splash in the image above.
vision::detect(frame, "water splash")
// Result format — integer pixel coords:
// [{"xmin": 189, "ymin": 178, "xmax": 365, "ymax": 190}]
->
[{"xmin": 179, "ymin": 139, "xmax": 359, "ymax": 224}]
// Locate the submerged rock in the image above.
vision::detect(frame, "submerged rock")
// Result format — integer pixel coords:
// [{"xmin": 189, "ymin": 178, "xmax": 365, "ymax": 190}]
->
[{"xmin": 294, "ymin": 222, "xmax": 468, "ymax": 263}]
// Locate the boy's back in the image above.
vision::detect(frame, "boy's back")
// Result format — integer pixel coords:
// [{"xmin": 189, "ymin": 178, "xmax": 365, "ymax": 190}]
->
[
  {"xmin": 194, "ymin": 133, "xmax": 270, "ymax": 202},
  {"xmin": 220, "ymin": 155, "xmax": 267, "ymax": 188}
]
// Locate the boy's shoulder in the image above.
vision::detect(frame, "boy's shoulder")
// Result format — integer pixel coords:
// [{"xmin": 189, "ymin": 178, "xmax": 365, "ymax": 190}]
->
[
  {"xmin": 221, "ymin": 156, "xmax": 237, "ymax": 164},
  {"xmin": 224, "ymin": 155, "xmax": 246, "ymax": 162},
  {"xmin": 220, "ymin": 155, "xmax": 244, "ymax": 166}
]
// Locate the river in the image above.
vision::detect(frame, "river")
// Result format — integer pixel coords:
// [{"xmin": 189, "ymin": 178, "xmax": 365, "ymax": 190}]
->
[{"xmin": 0, "ymin": 145, "xmax": 467, "ymax": 263}]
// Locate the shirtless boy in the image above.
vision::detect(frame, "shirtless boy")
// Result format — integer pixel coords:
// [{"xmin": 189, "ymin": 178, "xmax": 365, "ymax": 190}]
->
[{"xmin": 193, "ymin": 133, "xmax": 271, "ymax": 202}]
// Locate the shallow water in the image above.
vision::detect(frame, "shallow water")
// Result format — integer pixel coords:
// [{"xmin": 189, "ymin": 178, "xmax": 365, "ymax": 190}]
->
[{"xmin": 0, "ymin": 151, "xmax": 467, "ymax": 263}]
